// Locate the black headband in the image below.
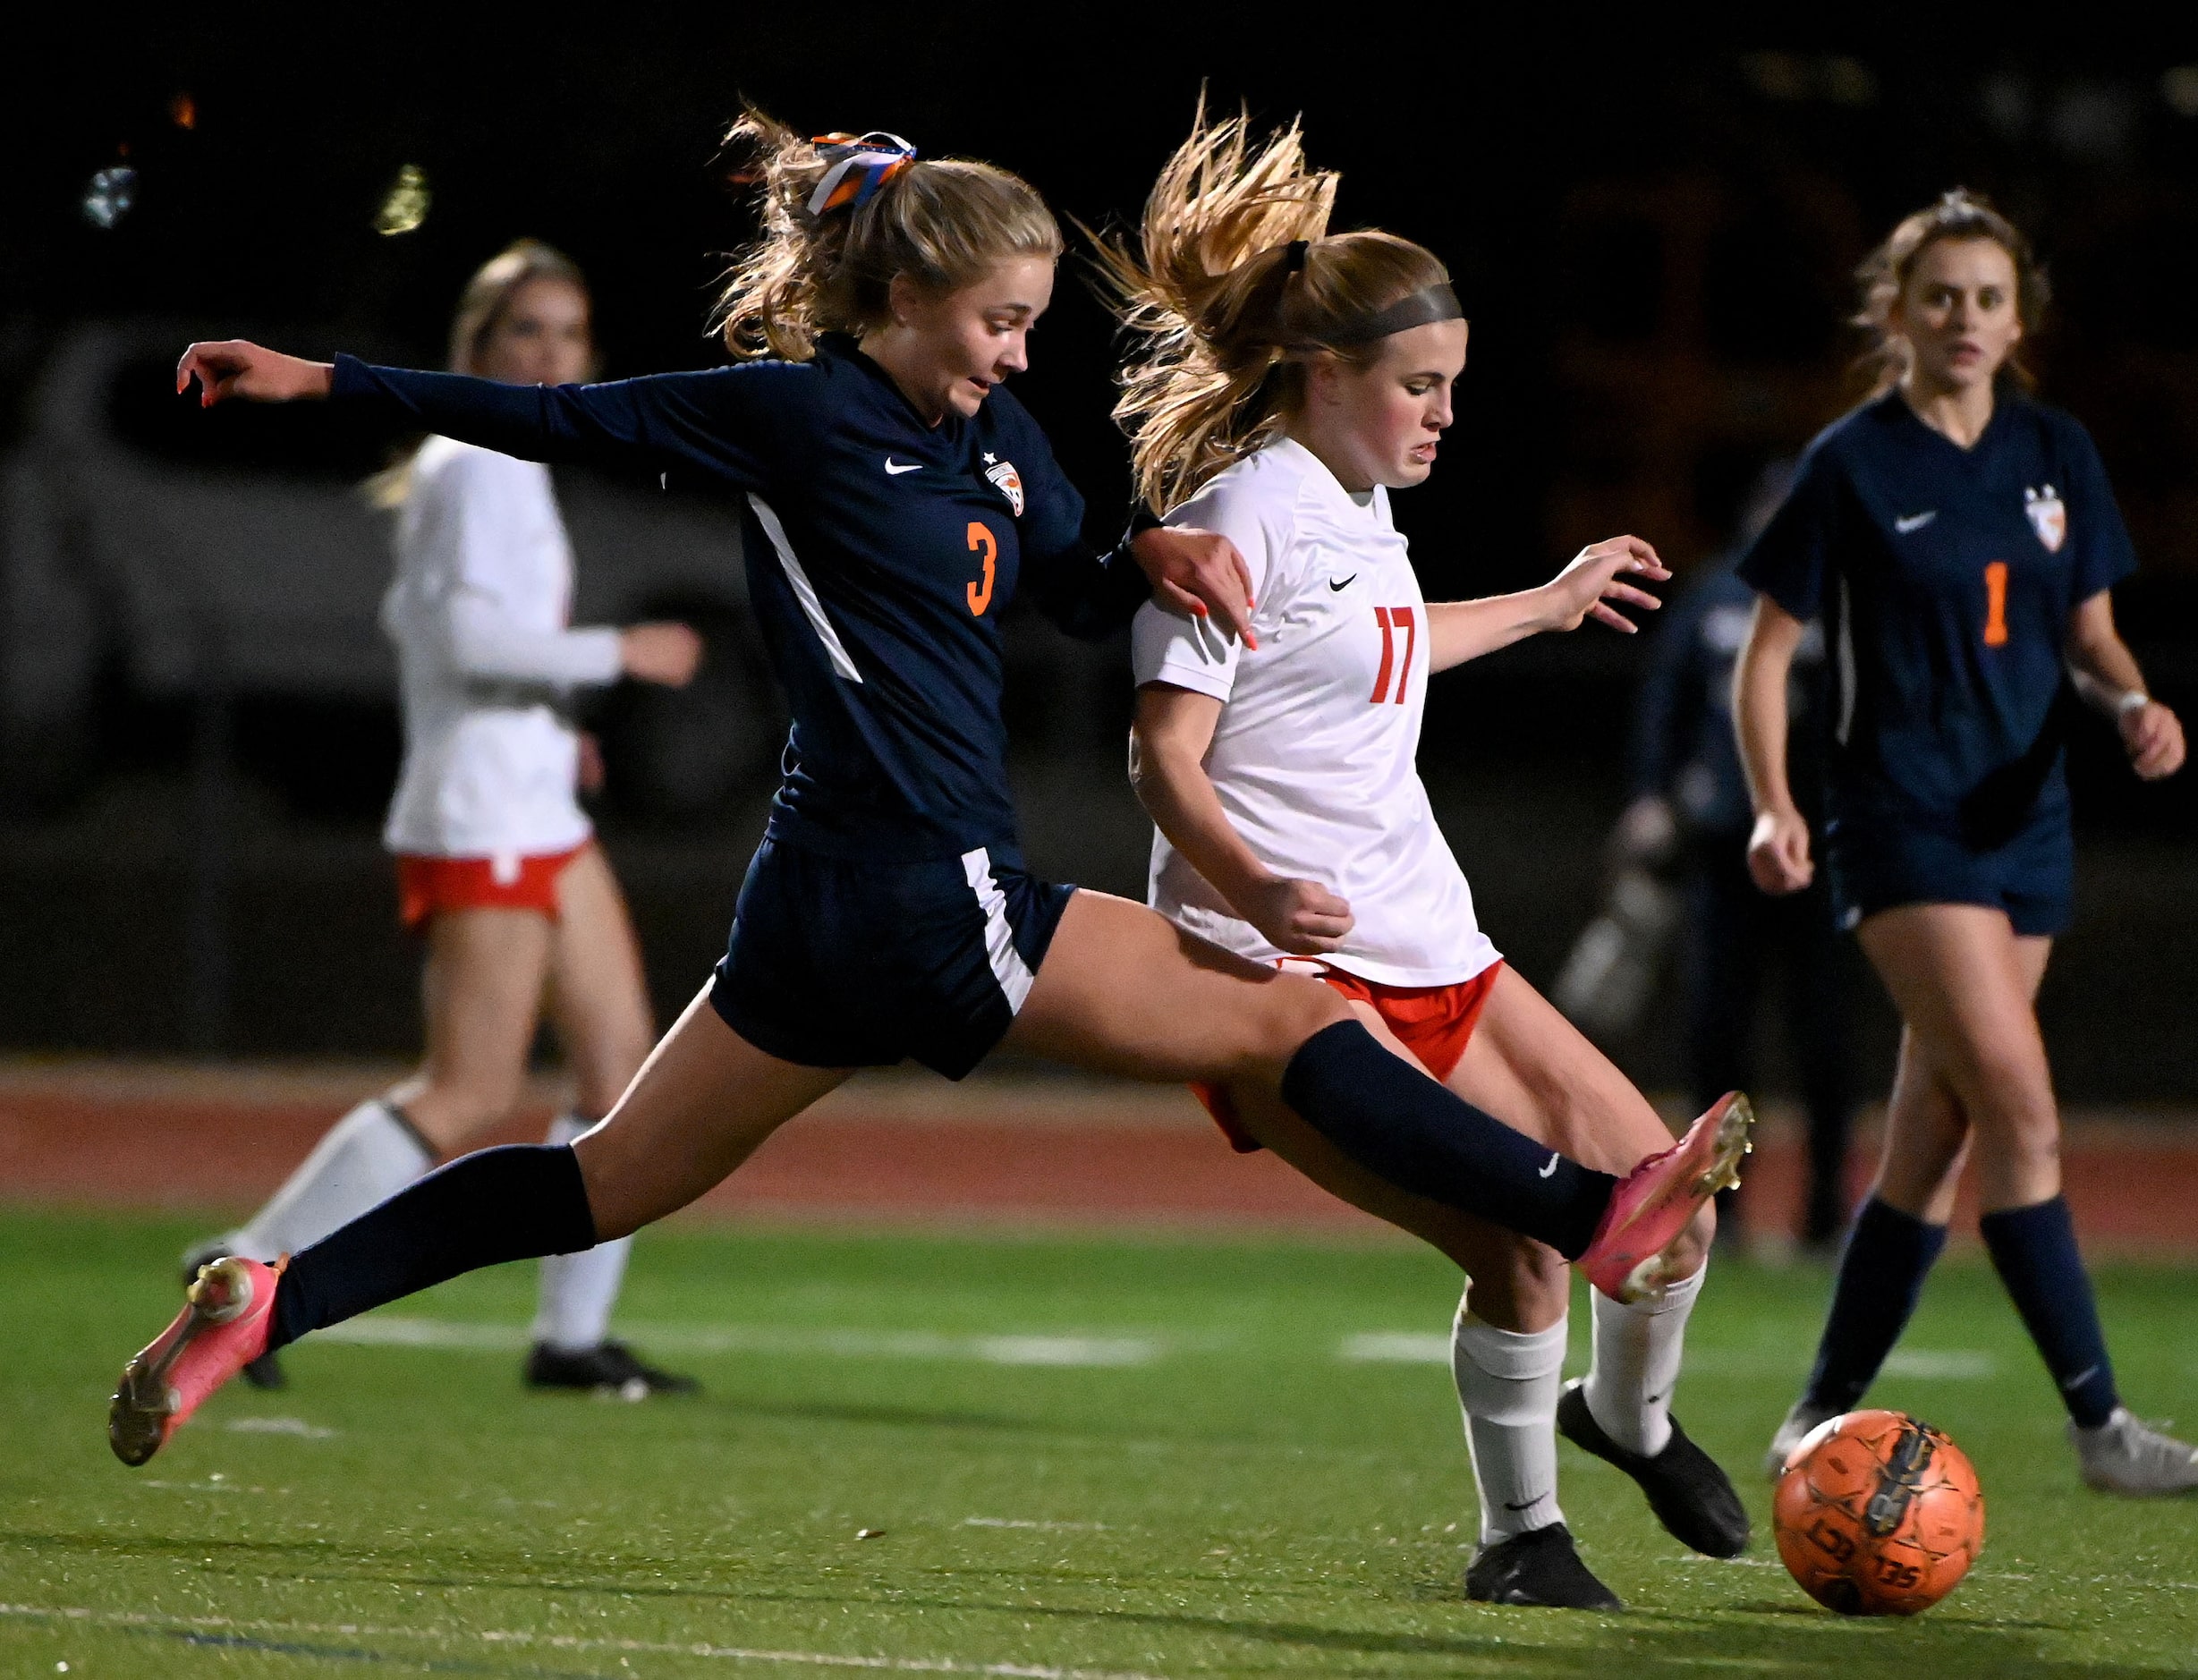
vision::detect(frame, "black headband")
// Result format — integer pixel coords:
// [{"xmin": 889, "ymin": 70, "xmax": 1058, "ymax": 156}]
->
[{"xmin": 1320, "ymin": 282, "xmax": 1464, "ymax": 346}]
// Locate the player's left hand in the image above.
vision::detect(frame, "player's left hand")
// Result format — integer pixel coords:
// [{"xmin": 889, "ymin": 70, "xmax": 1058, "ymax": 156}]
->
[
  {"xmin": 1541, "ymin": 536, "xmax": 1670, "ymax": 633},
  {"xmin": 1132, "ymin": 526, "xmax": 1259, "ymax": 649},
  {"xmin": 2121, "ymin": 698, "xmax": 2185, "ymax": 780}
]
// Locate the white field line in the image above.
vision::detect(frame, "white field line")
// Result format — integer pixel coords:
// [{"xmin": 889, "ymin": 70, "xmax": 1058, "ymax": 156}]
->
[
  {"xmin": 962, "ymin": 1518, "xmax": 1111, "ymax": 1532},
  {"xmin": 0, "ymin": 1602, "xmax": 1168, "ymax": 1680},
  {"xmin": 1332, "ymin": 1335, "xmax": 2001, "ymax": 1378},
  {"xmin": 1337, "ymin": 1332, "xmax": 1450, "ymax": 1365},
  {"xmin": 224, "ymin": 1416, "xmax": 335, "ymax": 1438},
  {"xmin": 319, "ymin": 1318, "xmax": 1158, "ymax": 1368}
]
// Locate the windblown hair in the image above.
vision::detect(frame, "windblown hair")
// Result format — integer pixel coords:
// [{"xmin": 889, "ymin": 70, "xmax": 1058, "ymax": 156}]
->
[
  {"xmin": 1096, "ymin": 104, "xmax": 1451, "ymax": 513},
  {"xmin": 713, "ymin": 106, "xmax": 1062, "ymax": 361},
  {"xmin": 1853, "ymin": 188, "xmax": 2049, "ymax": 397},
  {"xmin": 368, "ymin": 238, "xmax": 592, "ymax": 508}
]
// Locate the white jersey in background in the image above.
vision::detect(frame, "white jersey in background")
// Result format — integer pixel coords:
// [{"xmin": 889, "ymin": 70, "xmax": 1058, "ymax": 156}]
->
[
  {"xmin": 381, "ymin": 437, "xmax": 624, "ymax": 860},
  {"xmin": 1131, "ymin": 436, "xmax": 1498, "ymax": 988}
]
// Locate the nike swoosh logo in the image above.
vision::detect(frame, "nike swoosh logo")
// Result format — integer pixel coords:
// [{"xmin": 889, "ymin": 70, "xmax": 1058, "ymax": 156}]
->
[
  {"xmin": 1538, "ymin": 1152, "xmax": 1560, "ymax": 1179},
  {"xmin": 1328, "ymin": 575, "xmax": 1356, "ymax": 591},
  {"xmin": 2061, "ymin": 1364, "xmax": 2100, "ymax": 1393},
  {"xmin": 1503, "ymin": 1498, "xmax": 1545, "ymax": 1512},
  {"xmin": 1895, "ymin": 511, "xmax": 1937, "ymax": 533},
  {"xmin": 885, "ymin": 458, "xmax": 922, "ymax": 475}
]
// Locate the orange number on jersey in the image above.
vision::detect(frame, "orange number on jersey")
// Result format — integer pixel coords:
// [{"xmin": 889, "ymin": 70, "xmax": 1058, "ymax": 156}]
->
[
  {"xmin": 966, "ymin": 522, "xmax": 997, "ymax": 615},
  {"xmin": 1982, "ymin": 561, "xmax": 2009, "ymax": 647},
  {"xmin": 1370, "ymin": 606, "xmax": 1417, "ymax": 705}
]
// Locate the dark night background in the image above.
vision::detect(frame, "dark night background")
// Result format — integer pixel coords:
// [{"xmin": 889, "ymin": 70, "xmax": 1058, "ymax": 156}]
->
[{"xmin": 1, "ymin": 22, "xmax": 2194, "ymax": 1099}]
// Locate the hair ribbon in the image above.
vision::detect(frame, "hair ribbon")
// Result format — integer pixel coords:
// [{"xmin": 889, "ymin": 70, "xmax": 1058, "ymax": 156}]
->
[{"xmin": 807, "ymin": 132, "xmax": 918, "ymax": 218}]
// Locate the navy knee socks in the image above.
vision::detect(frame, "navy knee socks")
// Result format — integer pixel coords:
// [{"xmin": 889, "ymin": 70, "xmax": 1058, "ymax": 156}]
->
[
  {"xmin": 1279, "ymin": 1020, "xmax": 1617, "ymax": 1259},
  {"xmin": 269, "ymin": 1144, "xmax": 598, "ymax": 1352},
  {"xmin": 1802, "ymin": 1195, "xmax": 1947, "ymax": 1414},
  {"xmin": 1980, "ymin": 1194, "xmax": 2119, "ymax": 1429},
  {"xmin": 1802, "ymin": 1192, "xmax": 2119, "ymax": 1429}
]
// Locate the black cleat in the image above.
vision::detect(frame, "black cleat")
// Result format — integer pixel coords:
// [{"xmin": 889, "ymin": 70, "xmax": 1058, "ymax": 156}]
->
[
  {"xmin": 181, "ymin": 1237, "xmax": 285, "ymax": 1388},
  {"xmin": 1557, "ymin": 1379, "xmax": 1750, "ymax": 1557},
  {"xmin": 524, "ymin": 1340, "xmax": 699, "ymax": 1398},
  {"xmin": 1465, "ymin": 1523, "xmax": 1624, "ymax": 1610}
]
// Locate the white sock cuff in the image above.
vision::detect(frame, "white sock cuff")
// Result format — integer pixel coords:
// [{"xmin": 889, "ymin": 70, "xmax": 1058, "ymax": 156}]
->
[
  {"xmin": 1454, "ymin": 1312, "xmax": 1569, "ymax": 1383},
  {"xmin": 1595, "ymin": 1259, "xmax": 1706, "ymax": 1318}
]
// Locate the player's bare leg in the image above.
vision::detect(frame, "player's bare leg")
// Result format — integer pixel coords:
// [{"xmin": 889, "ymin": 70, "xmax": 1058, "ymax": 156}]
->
[
  {"xmin": 570, "ymin": 992, "xmax": 853, "ymax": 1239},
  {"xmin": 530, "ymin": 844, "xmax": 697, "ymax": 1395}
]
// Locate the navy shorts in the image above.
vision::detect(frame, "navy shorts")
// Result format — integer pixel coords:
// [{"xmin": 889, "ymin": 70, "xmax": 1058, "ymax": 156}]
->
[
  {"xmin": 709, "ymin": 837, "xmax": 1076, "ymax": 1079},
  {"xmin": 1826, "ymin": 804, "xmax": 2074, "ymax": 938}
]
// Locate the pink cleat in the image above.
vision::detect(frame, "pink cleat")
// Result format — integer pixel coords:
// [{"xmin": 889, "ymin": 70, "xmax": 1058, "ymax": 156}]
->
[
  {"xmin": 1580, "ymin": 1092, "xmax": 1753, "ymax": 1304},
  {"xmin": 108, "ymin": 1255, "xmax": 285, "ymax": 1466}
]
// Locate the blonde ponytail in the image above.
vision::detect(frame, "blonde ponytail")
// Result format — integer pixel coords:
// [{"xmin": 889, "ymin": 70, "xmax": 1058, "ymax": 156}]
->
[
  {"xmin": 713, "ymin": 106, "xmax": 1061, "ymax": 361},
  {"xmin": 1096, "ymin": 102, "xmax": 1452, "ymax": 513}
]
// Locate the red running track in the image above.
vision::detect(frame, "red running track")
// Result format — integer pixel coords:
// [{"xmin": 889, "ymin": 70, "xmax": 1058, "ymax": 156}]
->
[{"xmin": 2, "ymin": 1062, "xmax": 2193, "ymax": 1253}]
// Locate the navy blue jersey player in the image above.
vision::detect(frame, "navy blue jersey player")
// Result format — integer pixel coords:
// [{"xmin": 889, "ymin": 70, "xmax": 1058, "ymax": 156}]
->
[
  {"xmin": 112, "ymin": 115, "xmax": 1750, "ymax": 1472},
  {"xmin": 1735, "ymin": 192, "xmax": 2194, "ymax": 1495}
]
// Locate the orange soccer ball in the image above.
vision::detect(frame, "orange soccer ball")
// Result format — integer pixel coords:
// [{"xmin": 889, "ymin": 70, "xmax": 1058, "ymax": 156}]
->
[{"xmin": 1772, "ymin": 1409, "xmax": 1984, "ymax": 1616}]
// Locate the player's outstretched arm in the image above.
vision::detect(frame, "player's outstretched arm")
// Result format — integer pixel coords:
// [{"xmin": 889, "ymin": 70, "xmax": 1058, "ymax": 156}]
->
[
  {"xmin": 177, "ymin": 341, "xmax": 335, "ymax": 405},
  {"xmin": 1734, "ymin": 594, "xmax": 1813, "ymax": 895},
  {"xmin": 2066, "ymin": 590, "xmax": 2185, "ymax": 781},
  {"xmin": 1423, "ymin": 535, "xmax": 1669, "ymax": 673},
  {"xmin": 1128, "ymin": 682, "xmax": 1353, "ymax": 955}
]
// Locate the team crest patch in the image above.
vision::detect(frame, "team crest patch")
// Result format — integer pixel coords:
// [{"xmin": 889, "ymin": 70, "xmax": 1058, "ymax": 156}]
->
[
  {"xmin": 984, "ymin": 456, "xmax": 1025, "ymax": 517},
  {"xmin": 2024, "ymin": 484, "xmax": 2066, "ymax": 553}
]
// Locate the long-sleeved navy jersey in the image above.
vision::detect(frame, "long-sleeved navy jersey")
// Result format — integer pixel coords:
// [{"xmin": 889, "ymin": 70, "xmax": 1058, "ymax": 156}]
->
[{"xmin": 332, "ymin": 334, "xmax": 1150, "ymax": 861}]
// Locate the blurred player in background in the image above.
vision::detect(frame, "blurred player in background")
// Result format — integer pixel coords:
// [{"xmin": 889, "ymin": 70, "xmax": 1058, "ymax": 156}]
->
[
  {"xmin": 1619, "ymin": 462, "xmax": 1854, "ymax": 1254},
  {"xmin": 185, "ymin": 241, "xmax": 701, "ymax": 1398},
  {"xmin": 1107, "ymin": 111, "xmax": 1749, "ymax": 1609},
  {"xmin": 1740, "ymin": 192, "xmax": 2195, "ymax": 1493}
]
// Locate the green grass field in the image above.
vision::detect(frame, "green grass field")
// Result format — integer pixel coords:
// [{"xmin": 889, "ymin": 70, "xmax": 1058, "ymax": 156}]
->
[{"xmin": 4, "ymin": 1209, "xmax": 2195, "ymax": 1678}]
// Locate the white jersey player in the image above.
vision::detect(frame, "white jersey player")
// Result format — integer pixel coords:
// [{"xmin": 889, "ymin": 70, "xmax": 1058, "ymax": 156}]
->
[
  {"xmin": 184, "ymin": 242, "xmax": 704, "ymax": 1397},
  {"xmin": 1136, "ymin": 436, "xmax": 1497, "ymax": 990},
  {"xmin": 381, "ymin": 434, "xmax": 620, "ymax": 866},
  {"xmin": 1107, "ymin": 109, "xmax": 1750, "ymax": 1610}
]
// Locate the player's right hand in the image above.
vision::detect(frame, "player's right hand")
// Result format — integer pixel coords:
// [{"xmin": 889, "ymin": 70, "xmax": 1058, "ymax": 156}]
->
[
  {"xmin": 1132, "ymin": 525, "xmax": 1259, "ymax": 649},
  {"xmin": 620, "ymin": 623, "xmax": 704, "ymax": 688},
  {"xmin": 1746, "ymin": 806, "xmax": 1813, "ymax": 895},
  {"xmin": 176, "ymin": 341, "xmax": 335, "ymax": 406},
  {"xmin": 1242, "ymin": 876, "xmax": 1354, "ymax": 955}
]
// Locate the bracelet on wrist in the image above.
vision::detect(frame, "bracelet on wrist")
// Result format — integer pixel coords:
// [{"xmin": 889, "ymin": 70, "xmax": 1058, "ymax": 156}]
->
[{"xmin": 2117, "ymin": 691, "xmax": 2151, "ymax": 719}]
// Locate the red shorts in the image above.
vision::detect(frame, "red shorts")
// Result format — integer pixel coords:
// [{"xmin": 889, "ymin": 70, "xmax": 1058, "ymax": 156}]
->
[
  {"xmin": 395, "ymin": 844, "xmax": 587, "ymax": 930},
  {"xmin": 1193, "ymin": 961, "xmax": 1504, "ymax": 1154}
]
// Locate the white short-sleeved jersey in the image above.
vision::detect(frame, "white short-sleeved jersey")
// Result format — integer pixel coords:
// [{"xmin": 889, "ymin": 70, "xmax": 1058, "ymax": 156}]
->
[
  {"xmin": 1132, "ymin": 437, "xmax": 1498, "ymax": 988},
  {"xmin": 380, "ymin": 437, "xmax": 624, "ymax": 860}
]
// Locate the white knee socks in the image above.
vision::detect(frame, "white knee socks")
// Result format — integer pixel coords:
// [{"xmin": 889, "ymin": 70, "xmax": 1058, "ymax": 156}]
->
[
  {"xmin": 1583, "ymin": 1261, "xmax": 1705, "ymax": 1457},
  {"xmin": 233, "ymin": 1098, "xmax": 436, "ymax": 1260},
  {"xmin": 1452, "ymin": 1304, "xmax": 1568, "ymax": 1544},
  {"xmin": 530, "ymin": 1112, "xmax": 632, "ymax": 1353}
]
